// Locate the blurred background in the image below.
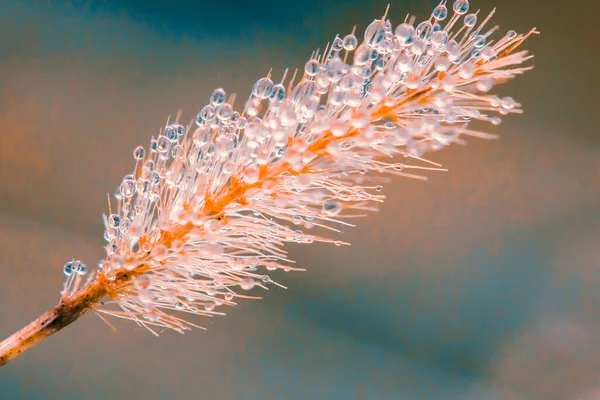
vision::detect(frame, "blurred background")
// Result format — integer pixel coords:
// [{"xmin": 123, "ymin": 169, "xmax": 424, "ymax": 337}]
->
[{"xmin": 0, "ymin": 0, "xmax": 598, "ymax": 399}]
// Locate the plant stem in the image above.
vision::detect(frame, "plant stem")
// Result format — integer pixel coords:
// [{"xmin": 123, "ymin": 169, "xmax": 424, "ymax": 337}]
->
[{"xmin": 0, "ymin": 282, "xmax": 106, "ymax": 367}]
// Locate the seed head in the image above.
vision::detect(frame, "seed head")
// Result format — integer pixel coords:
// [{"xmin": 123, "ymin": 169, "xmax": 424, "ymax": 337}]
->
[{"xmin": 62, "ymin": 0, "xmax": 537, "ymax": 335}]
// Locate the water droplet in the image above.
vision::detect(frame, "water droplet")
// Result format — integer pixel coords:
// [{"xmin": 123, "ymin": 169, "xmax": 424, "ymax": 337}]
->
[
  {"xmin": 481, "ymin": 46, "xmax": 497, "ymax": 61},
  {"xmin": 242, "ymin": 166, "xmax": 259, "ymax": 184},
  {"xmin": 120, "ymin": 179, "xmax": 136, "ymax": 198},
  {"xmin": 364, "ymin": 20, "xmax": 386, "ymax": 48},
  {"xmin": 270, "ymin": 84, "xmax": 286, "ymax": 103},
  {"xmin": 133, "ymin": 145, "xmax": 145, "ymax": 160},
  {"xmin": 490, "ymin": 116, "xmax": 502, "ymax": 125},
  {"xmin": 459, "ymin": 62, "xmax": 475, "ymax": 79},
  {"xmin": 473, "ymin": 34, "xmax": 486, "ymax": 48},
  {"xmin": 108, "ymin": 214, "xmax": 120, "ymax": 228},
  {"xmin": 342, "ymin": 34, "xmax": 358, "ymax": 51},
  {"xmin": 150, "ymin": 243, "xmax": 168, "ymax": 261},
  {"xmin": 476, "ymin": 77, "xmax": 493, "ymax": 92},
  {"xmin": 76, "ymin": 262, "xmax": 87, "ymax": 276},
  {"xmin": 394, "ymin": 23, "xmax": 414, "ymax": 46},
  {"xmin": 332, "ymin": 37, "xmax": 343, "ymax": 51},
  {"xmin": 431, "ymin": 30, "xmax": 449, "ymax": 48},
  {"xmin": 252, "ymin": 77, "xmax": 274, "ymax": 99},
  {"xmin": 119, "ymin": 218, "xmax": 131, "ymax": 234},
  {"xmin": 464, "ymin": 13, "xmax": 477, "ymax": 28},
  {"xmin": 501, "ymin": 96, "xmax": 516, "ymax": 109},
  {"xmin": 156, "ymin": 136, "xmax": 171, "ymax": 154},
  {"xmin": 216, "ymin": 103, "xmax": 233, "ymax": 121},
  {"xmin": 432, "ymin": 4, "xmax": 448, "ymax": 20},
  {"xmin": 322, "ymin": 199, "xmax": 342, "ymax": 216},
  {"xmin": 416, "ymin": 21, "xmax": 433, "ymax": 41},
  {"xmin": 210, "ymin": 88, "xmax": 227, "ymax": 106},
  {"xmin": 63, "ymin": 260, "xmax": 74, "ymax": 276},
  {"xmin": 304, "ymin": 59, "xmax": 319, "ymax": 76},
  {"xmin": 164, "ymin": 126, "xmax": 178, "ymax": 142},
  {"xmin": 239, "ymin": 278, "xmax": 255, "ymax": 290},
  {"xmin": 453, "ymin": 0, "xmax": 469, "ymax": 15}
]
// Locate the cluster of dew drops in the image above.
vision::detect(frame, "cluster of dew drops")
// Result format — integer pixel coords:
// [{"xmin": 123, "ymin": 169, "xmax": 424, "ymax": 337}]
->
[{"xmin": 61, "ymin": 0, "xmax": 523, "ymax": 291}]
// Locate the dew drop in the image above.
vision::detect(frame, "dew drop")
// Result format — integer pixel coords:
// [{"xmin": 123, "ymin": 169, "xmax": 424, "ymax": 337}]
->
[
  {"xmin": 304, "ymin": 59, "xmax": 319, "ymax": 77},
  {"xmin": 164, "ymin": 126, "xmax": 178, "ymax": 142},
  {"xmin": 63, "ymin": 260, "xmax": 74, "ymax": 276},
  {"xmin": 270, "ymin": 84, "xmax": 287, "ymax": 104},
  {"xmin": 364, "ymin": 20, "xmax": 386, "ymax": 48},
  {"xmin": 453, "ymin": 0, "xmax": 469, "ymax": 15},
  {"xmin": 108, "ymin": 214, "xmax": 121, "ymax": 228},
  {"xmin": 133, "ymin": 145, "xmax": 145, "ymax": 160},
  {"xmin": 332, "ymin": 37, "xmax": 343, "ymax": 51},
  {"xmin": 119, "ymin": 179, "xmax": 136, "ymax": 198},
  {"xmin": 210, "ymin": 88, "xmax": 227, "ymax": 106},
  {"xmin": 216, "ymin": 103, "xmax": 233, "ymax": 121},
  {"xmin": 76, "ymin": 262, "xmax": 87, "ymax": 275},
  {"xmin": 322, "ymin": 199, "xmax": 342, "ymax": 216},
  {"xmin": 476, "ymin": 77, "xmax": 493, "ymax": 92},
  {"xmin": 415, "ymin": 21, "xmax": 433, "ymax": 41},
  {"xmin": 242, "ymin": 166, "xmax": 260, "ymax": 184},
  {"xmin": 464, "ymin": 13, "xmax": 477, "ymax": 28},
  {"xmin": 432, "ymin": 4, "xmax": 448, "ymax": 20},
  {"xmin": 239, "ymin": 278, "xmax": 255, "ymax": 291},
  {"xmin": 342, "ymin": 34, "xmax": 358, "ymax": 51},
  {"xmin": 252, "ymin": 77, "xmax": 274, "ymax": 99}
]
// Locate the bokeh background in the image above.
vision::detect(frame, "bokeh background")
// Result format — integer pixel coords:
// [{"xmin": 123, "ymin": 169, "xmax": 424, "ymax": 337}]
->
[{"xmin": 0, "ymin": 0, "xmax": 599, "ymax": 399}]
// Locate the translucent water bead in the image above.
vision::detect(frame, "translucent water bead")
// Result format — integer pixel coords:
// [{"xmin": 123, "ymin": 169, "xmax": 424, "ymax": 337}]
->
[
  {"xmin": 63, "ymin": 260, "xmax": 75, "ymax": 276},
  {"xmin": 304, "ymin": 59, "xmax": 319, "ymax": 76},
  {"xmin": 332, "ymin": 37, "xmax": 343, "ymax": 52},
  {"xmin": 156, "ymin": 136, "xmax": 171, "ymax": 154},
  {"xmin": 252, "ymin": 77, "xmax": 274, "ymax": 99},
  {"xmin": 453, "ymin": 0, "xmax": 469, "ymax": 15},
  {"xmin": 216, "ymin": 103, "xmax": 233, "ymax": 121},
  {"xmin": 431, "ymin": 30, "xmax": 449, "ymax": 48},
  {"xmin": 63, "ymin": 259, "xmax": 87, "ymax": 276},
  {"xmin": 164, "ymin": 126, "xmax": 178, "ymax": 142},
  {"xmin": 133, "ymin": 145, "xmax": 145, "ymax": 160},
  {"xmin": 464, "ymin": 13, "xmax": 477, "ymax": 28},
  {"xmin": 432, "ymin": 4, "xmax": 448, "ymax": 20},
  {"xmin": 364, "ymin": 20, "xmax": 386, "ymax": 48},
  {"xmin": 394, "ymin": 23, "xmax": 415, "ymax": 46},
  {"xmin": 342, "ymin": 34, "xmax": 358, "ymax": 51},
  {"xmin": 76, "ymin": 262, "xmax": 87, "ymax": 275},
  {"xmin": 270, "ymin": 84, "xmax": 286, "ymax": 104},
  {"xmin": 416, "ymin": 21, "xmax": 433, "ymax": 41},
  {"xmin": 108, "ymin": 214, "xmax": 121, "ymax": 228},
  {"xmin": 210, "ymin": 88, "xmax": 226, "ymax": 106},
  {"xmin": 119, "ymin": 177, "xmax": 137, "ymax": 198},
  {"xmin": 322, "ymin": 199, "xmax": 342, "ymax": 216}
]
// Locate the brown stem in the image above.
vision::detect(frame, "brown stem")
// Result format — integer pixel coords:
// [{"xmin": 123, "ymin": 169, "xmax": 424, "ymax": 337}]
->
[{"xmin": 0, "ymin": 281, "xmax": 107, "ymax": 367}]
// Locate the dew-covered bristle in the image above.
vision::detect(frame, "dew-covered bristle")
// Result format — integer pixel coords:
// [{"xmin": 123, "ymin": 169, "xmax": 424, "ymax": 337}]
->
[{"xmin": 62, "ymin": 0, "xmax": 537, "ymax": 335}]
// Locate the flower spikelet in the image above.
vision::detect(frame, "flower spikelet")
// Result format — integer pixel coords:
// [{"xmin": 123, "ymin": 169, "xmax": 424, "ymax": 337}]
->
[{"xmin": 62, "ymin": 0, "xmax": 537, "ymax": 335}]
